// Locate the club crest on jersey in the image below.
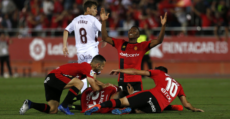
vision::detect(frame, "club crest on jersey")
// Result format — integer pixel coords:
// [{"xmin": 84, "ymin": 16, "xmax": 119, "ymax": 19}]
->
[
  {"xmin": 122, "ymin": 45, "xmax": 126, "ymax": 48},
  {"xmin": 134, "ymin": 46, "xmax": 138, "ymax": 50}
]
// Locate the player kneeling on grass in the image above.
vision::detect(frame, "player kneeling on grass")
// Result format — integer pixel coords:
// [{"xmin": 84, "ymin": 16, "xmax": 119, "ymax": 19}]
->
[
  {"xmin": 84, "ymin": 66, "xmax": 204, "ymax": 115},
  {"xmin": 19, "ymin": 55, "xmax": 109, "ymax": 115}
]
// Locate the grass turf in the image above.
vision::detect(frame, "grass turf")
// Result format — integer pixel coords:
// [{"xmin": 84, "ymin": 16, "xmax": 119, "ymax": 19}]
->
[{"xmin": 0, "ymin": 77, "xmax": 229, "ymax": 119}]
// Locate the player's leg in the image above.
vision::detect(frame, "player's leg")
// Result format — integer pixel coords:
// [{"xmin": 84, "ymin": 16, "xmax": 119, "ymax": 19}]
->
[
  {"xmin": 19, "ymin": 77, "xmax": 63, "ymax": 115},
  {"xmin": 59, "ymin": 77, "xmax": 83, "ymax": 114},
  {"xmin": 164, "ymin": 105, "xmax": 183, "ymax": 111},
  {"xmin": 5, "ymin": 55, "xmax": 12, "ymax": 77},
  {"xmin": 119, "ymin": 82, "xmax": 143, "ymax": 93},
  {"xmin": 0, "ymin": 56, "xmax": 5, "ymax": 77}
]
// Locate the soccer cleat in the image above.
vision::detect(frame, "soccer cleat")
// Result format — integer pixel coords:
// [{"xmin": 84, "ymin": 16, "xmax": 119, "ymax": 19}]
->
[
  {"xmin": 19, "ymin": 99, "xmax": 31, "ymax": 115},
  {"xmin": 171, "ymin": 105, "xmax": 183, "ymax": 111},
  {"xmin": 58, "ymin": 104, "xmax": 74, "ymax": 115},
  {"xmin": 84, "ymin": 104, "xmax": 101, "ymax": 115},
  {"xmin": 111, "ymin": 107, "xmax": 132, "ymax": 115}
]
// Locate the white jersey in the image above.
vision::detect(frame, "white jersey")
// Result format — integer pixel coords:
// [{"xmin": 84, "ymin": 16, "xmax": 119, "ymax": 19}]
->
[{"xmin": 65, "ymin": 15, "xmax": 101, "ymax": 52}]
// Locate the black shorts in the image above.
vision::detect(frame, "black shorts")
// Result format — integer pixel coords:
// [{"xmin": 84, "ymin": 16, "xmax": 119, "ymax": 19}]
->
[
  {"xmin": 118, "ymin": 82, "xmax": 143, "ymax": 92},
  {"xmin": 44, "ymin": 73, "xmax": 71, "ymax": 102},
  {"xmin": 127, "ymin": 91, "xmax": 161, "ymax": 113}
]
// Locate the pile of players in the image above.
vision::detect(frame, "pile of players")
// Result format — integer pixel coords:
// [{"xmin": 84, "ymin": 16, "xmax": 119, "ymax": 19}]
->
[{"xmin": 19, "ymin": 1, "xmax": 204, "ymax": 116}]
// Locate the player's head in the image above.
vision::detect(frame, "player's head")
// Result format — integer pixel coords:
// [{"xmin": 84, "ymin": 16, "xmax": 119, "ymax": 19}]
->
[
  {"xmin": 128, "ymin": 26, "xmax": 140, "ymax": 40},
  {"xmin": 91, "ymin": 55, "xmax": 106, "ymax": 73},
  {"xmin": 83, "ymin": 1, "xmax": 98, "ymax": 16},
  {"xmin": 155, "ymin": 66, "xmax": 168, "ymax": 73}
]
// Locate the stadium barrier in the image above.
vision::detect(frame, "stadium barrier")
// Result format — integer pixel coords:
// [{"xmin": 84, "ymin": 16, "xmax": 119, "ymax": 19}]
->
[{"xmin": 7, "ymin": 37, "xmax": 230, "ymax": 77}]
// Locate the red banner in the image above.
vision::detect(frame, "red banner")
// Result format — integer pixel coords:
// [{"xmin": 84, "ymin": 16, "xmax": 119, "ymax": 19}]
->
[{"xmin": 9, "ymin": 37, "xmax": 229, "ymax": 61}]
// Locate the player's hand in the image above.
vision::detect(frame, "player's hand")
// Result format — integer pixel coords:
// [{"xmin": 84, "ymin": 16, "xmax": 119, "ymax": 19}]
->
[
  {"xmin": 63, "ymin": 46, "xmax": 69, "ymax": 57},
  {"xmin": 127, "ymin": 83, "xmax": 134, "ymax": 94},
  {"xmin": 100, "ymin": 8, "xmax": 109, "ymax": 21},
  {"xmin": 110, "ymin": 69, "xmax": 120, "ymax": 75},
  {"xmin": 160, "ymin": 12, "xmax": 167, "ymax": 26},
  {"xmin": 193, "ymin": 108, "xmax": 204, "ymax": 112}
]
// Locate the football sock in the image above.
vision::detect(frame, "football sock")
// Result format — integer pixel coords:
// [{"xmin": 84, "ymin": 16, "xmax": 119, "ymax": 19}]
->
[
  {"xmin": 62, "ymin": 86, "xmax": 80, "ymax": 108},
  {"xmin": 164, "ymin": 105, "xmax": 172, "ymax": 110},
  {"xmin": 101, "ymin": 99, "xmax": 121, "ymax": 108},
  {"xmin": 30, "ymin": 102, "xmax": 50, "ymax": 113}
]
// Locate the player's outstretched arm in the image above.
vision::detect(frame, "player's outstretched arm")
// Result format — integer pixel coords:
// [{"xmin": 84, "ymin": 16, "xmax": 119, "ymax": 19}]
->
[
  {"xmin": 63, "ymin": 30, "xmax": 69, "ymax": 57},
  {"xmin": 100, "ymin": 8, "xmax": 114, "ymax": 46},
  {"xmin": 149, "ymin": 12, "xmax": 167, "ymax": 48},
  {"xmin": 110, "ymin": 69, "xmax": 150, "ymax": 76},
  {"xmin": 179, "ymin": 96, "xmax": 204, "ymax": 112}
]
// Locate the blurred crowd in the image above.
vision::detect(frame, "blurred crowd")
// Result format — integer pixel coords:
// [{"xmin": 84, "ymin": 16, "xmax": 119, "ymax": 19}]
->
[{"xmin": 0, "ymin": 0, "xmax": 229, "ymax": 38}]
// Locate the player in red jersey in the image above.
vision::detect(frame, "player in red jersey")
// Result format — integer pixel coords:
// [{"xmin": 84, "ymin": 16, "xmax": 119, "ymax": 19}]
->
[
  {"xmin": 19, "ymin": 55, "xmax": 109, "ymax": 115},
  {"xmin": 100, "ymin": 8, "xmax": 167, "ymax": 92},
  {"xmin": 69, "ymin": 85, "xmax": 129, "ymax": 113},
  {"xmin": 84, "ymin": 66, "xmax": 204, "ymax": 115}
]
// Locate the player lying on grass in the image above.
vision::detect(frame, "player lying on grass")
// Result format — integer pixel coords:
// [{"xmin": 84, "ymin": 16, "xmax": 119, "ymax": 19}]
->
[
  {"xmin": 19, "ymin": 55, "xmax": 110, "ymax": 115},
  {"xmin": 69, "ymin": 84, "xmax": 183, "ymax": 114},
  {"xmin": 84, "ymin": 66, "xmax": 204, "ymax": 115}
]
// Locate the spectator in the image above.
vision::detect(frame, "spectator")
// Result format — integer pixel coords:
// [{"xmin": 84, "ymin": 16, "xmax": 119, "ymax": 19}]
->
[
  {"xmin": 212, "ymin": 0, "xmax": 229, "ymax": 42},
  {"xmin": 42, "ymin": 0, "xmax": 54, "ymax": 21},
  {"xmin": 1, "ymin": 0, "xmax": 16, "ymax": 14},
  {"xmin": 0, "ymin": 32, "xmax": 13, "ymax": 78}
]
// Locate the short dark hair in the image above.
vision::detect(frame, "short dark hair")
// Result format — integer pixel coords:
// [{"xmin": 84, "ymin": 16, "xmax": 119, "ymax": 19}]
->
[
  {"xmin": 83, "ymin": 1, "xmax": 98, "ymax": 12},
  {"xmin": 155, "ymin": 66, "xmax": 168, "ymax": 73},
  {"xmin": 131, "ymin": 26, "xmax": 140, "ymax": 33},
  {"xmin": 91, "ymin": 55, "xmax": 106, "ymax": 63}
]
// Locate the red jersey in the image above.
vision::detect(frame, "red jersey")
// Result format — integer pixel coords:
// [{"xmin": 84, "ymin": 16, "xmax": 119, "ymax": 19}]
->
[
  {"xmin": 148, "ymin": 70, "xmax": 186, "ymax": 112},
  {"xmin": 81, "ymin": 86, "xmax": 118, "ymax": 113},
  {"xmin": 49, "ymin": 62, "xmax": 95, "ymax": 84},
  {"xmin": 112, "ymin": 38, "xmax": 151, "ymax": 82}
]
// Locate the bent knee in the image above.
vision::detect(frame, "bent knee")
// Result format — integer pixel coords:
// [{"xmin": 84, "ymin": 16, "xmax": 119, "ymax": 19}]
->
[{"xmin": 49, "ymin": 108, "xmax": 58, "ymax": 114}]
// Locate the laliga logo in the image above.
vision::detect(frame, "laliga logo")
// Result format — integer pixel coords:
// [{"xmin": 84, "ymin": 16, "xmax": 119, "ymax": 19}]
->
[{"xmin": 29, "ymin": 38, "xmax": 46, "ymax": 61}]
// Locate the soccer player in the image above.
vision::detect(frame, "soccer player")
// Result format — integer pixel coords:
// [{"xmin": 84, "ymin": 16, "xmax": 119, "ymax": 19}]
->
[
  {"xmin": 100, "ymin": 8, "xmax": 167, "ymax": 92},
  {"xmin": 84, "ymin": 66, "xmax": 204, "ymax": 115},
  {"xmin": 70, "ymin": 85, "xmax": 129, "ymax": 113},
  {"xmin": 63, "ymin": 1, "xmax": 106, "ymax": 93},
  {"xmin": 19, "ymin": 55, "xmax": 108, "ymax": 115},
  {"xmin": 70, "ymin": 84, "xmax": 183, "ymax": 113}
]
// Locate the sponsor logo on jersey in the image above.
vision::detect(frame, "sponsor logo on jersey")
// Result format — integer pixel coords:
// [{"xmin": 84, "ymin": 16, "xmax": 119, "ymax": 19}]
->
[
  {"xmin": 120, "ymin": 52, "xmax": 139, "ymax": 57},
  {"xmin": 90, "ymin": 70, "xmax": 95, "ymax": 77},
  {"xmin": 134, "ymin": 46, "xmax": 138, "ymax": 50},
  {"xmin": 161, "ymin": 88, "xmax": 172, "ymax": 102},
  {"xmin": 147, "ymin": 97, "xmax": 156, "ymax": 112}
]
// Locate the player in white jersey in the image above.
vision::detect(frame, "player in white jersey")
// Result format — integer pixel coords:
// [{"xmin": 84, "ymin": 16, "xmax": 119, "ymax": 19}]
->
[{"xmin": 63, "ymin": 1, "xmax": 106, "ymax": 93}]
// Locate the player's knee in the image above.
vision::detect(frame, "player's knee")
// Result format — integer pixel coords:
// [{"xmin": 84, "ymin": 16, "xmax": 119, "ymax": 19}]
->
[{"xmin": 49, "ymin": 107, "xmax": 58, "ymax": 114}]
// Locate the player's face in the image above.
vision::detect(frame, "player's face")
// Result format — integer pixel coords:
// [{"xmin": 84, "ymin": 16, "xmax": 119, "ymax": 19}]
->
[
  {"xmin": 89, "ymin": 5, "xmax": 97, "ymax": 16},
  {"xmin": 95, "ymin": 61, "xmax": 106, "ymax": 73},
  {"xmin": 128, "ymin": 27, "xmax": 140, "ymax": 39}
]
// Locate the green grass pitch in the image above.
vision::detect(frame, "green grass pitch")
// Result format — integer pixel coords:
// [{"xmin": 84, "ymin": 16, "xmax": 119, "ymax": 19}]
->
[{"xmin": 0, "ymin": 77, "xmax": 229, "ymax": 119}]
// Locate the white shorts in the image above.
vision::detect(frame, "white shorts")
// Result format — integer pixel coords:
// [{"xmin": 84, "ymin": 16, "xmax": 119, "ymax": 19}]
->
[{"xmin": 77, "ymin": 46, "xmax": 99, "ymax": 63}]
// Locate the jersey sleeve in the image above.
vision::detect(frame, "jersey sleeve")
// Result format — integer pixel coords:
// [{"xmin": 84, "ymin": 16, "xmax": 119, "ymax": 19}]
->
[
  {"xmin": 148, "ymin": 69, "xmax": 160, "ymax": 77},
  {"xmin": 94, "ymin": 18, "xmax": 101, "ymax": 31},
  {"xmin": 111, "ymin": 38, "xmax": 125, "ymax": 49},
  {"xmin": 178, "ymin": 85, "xmax": 186, "ymax": 97},
  {"xmin": 81, "ymin": 62, "xmax": 95, "ymax": 78},
  {"xmin": 65, "ymin": 19, "xmax": 75, "ymax": 33}
]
